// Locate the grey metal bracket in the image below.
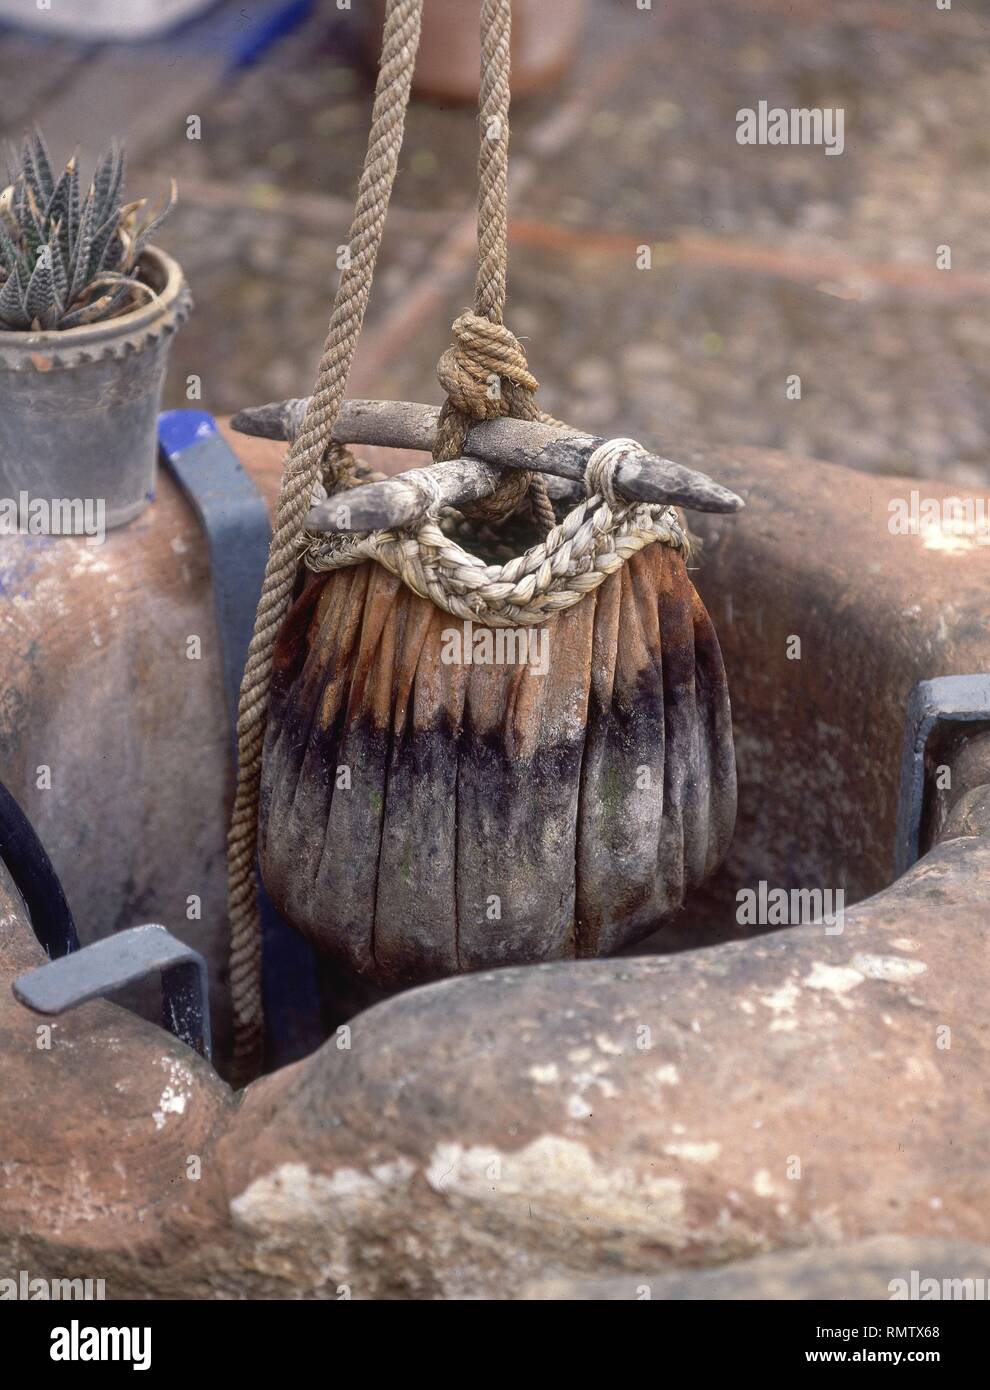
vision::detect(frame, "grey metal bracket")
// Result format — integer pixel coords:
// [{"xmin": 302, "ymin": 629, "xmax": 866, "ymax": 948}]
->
[
  {"xmin": 894, "ymin": 674, "xmax": 990, "ymax": 877},
  {"xmin": 13, "ymin": 923, "xmax": 212, "ymax": 1061}
]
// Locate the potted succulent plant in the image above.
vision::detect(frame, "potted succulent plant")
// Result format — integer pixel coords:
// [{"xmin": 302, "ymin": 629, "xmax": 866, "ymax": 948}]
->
[{"xmin": 0, "ymin": 131, "xmax": 190, "ymax": 530}]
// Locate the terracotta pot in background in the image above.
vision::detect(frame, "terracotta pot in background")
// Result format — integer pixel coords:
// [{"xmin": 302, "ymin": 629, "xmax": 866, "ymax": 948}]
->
[{"xmin": 367, "ymin": 0, "xmax": 589, "ymax": 101}]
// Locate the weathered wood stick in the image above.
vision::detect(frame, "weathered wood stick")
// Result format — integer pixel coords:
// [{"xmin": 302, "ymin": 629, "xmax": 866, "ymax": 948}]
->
[
  {"xmin": 302, "ymin": 455, "xmax": 714, "ymax": 535},
  {"xmin": 231, "ymin": 397, "xmax": 745, "ymax": 526},
  {"xmin": 311, "ymin": 458, "xmax": 508, "ymax": 533},
  {"xmin": 232, "ymin": 397, "xmax": 440, "ymax": 451}
]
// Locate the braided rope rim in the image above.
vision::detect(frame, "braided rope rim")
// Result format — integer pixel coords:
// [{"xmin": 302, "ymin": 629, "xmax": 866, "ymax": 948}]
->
[{"xmin": 303, "ymin": 439, "xmax": 689, "ymax": 627}]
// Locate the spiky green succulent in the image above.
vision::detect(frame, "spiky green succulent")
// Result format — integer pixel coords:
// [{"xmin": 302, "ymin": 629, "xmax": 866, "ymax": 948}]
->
[{"xmin": 0, "ymin": 129, "xmax": 175, "ymax": 332}]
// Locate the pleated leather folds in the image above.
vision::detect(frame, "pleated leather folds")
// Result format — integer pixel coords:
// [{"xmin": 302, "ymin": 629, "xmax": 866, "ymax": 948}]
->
[{"xmin": 259, "ymin": 544, "xmax": 736, "ymax": 988}]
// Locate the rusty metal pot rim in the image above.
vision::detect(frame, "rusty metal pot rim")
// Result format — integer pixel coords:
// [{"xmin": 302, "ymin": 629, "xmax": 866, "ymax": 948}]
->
[{"xmin": 0, "ymin": 246, "xmax": 186, "ymax": 356}]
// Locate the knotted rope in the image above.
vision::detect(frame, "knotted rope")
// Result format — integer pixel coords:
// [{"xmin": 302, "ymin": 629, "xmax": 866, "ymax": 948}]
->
[
  {"xmin": 430, "ymin": 0, "xmax": 555, "ymax": 533},
  {"xmin": 435, "ymin": 313, "xmax": 536, "ymax": 423},
  {"xmin": 431, "ymin": 310, "xmax": 555, "ymax": 529},
  {"xmin": 227, "ymin": 0, "xmax": 685, "ymax": 1079}
]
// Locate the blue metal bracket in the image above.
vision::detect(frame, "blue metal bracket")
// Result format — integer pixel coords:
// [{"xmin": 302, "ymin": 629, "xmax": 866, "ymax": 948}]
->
[
  {"xmin": 158, "ymin": 410, "xmax": 323, "ymax": 1068},
  {"xmin": 14, "ymin": 924, "xmax": 212, "ymax": 1061},
  {"xmin": 894, "ymin": 674, "xmax": 990, "ymax": 877}
]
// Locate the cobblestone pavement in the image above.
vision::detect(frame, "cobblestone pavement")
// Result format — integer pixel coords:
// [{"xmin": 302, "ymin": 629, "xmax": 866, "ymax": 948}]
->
[{"xmin": 2, "ymin": 0, "xmax": 989, "ymax": 484}]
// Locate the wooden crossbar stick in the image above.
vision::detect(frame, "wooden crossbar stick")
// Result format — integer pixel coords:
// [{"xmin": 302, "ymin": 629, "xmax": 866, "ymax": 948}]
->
[{"xmin": 230, "ymin": 397, "xmax": 745, "ymax": 531}]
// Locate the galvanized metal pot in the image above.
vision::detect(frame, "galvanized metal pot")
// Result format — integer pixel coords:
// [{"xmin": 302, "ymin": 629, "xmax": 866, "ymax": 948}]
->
[{"xmin": 0, "ymin": 247, "xmax": 191, "ymax": 532}]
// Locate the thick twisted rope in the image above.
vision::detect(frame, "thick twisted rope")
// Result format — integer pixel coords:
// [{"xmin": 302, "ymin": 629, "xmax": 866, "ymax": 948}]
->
[
  {"xmin": 226, "ymin": 0, "xmax": 424, "ymax": 1082},
  {"xmin": 431, "ymin": 0, "xmax": 556, "ymax": 532}
]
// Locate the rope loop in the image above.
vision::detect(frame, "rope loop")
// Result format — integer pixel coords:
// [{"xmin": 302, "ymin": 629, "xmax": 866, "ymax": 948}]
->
[{"xmin": 584, "ymin": 437, "xmax": 642, "ymax": 509}]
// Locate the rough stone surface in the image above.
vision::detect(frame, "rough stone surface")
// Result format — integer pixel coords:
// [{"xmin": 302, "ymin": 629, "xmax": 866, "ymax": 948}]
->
[
  {"xmin": 2, "ymin": 433, "xmax": 990, "ymax": 1296},
  {"xmin": 3, "ymin": 825, "xmax": 990, "ymax": 1297}
]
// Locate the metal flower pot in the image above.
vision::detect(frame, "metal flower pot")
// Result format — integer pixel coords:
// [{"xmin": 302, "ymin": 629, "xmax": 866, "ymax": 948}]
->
[{"xmin": 0, "ymin": 247, "xmax": 191, "ymax": 533}]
